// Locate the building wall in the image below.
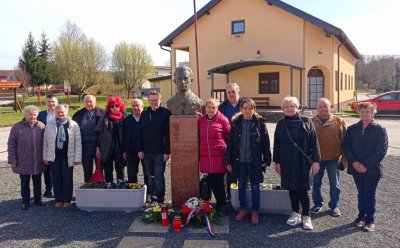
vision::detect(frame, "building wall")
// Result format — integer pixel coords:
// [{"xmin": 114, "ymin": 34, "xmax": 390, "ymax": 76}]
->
[
  {"xmin": 159, "ymin": 78, "xmax": 173, "ymax": 101},
  {"xmin": 169, "ymin": 0, "xmax": 357, "ymax": 107}
]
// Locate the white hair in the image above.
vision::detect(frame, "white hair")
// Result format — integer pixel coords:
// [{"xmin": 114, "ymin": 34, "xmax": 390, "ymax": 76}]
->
[
  {"xmin": 281, "ymin": 96, "xmax": 300, "ymax": 108},
  {"xmin": 24, "ymin": 105, "xmax": 39, "ymax": 114},
  {"xmin": 317, "ymin": 98, "xmax": 331, "ymax": 106},
  {"xmin": 225, "ymin": 83, "xmax": 240, "ymax": 92}
]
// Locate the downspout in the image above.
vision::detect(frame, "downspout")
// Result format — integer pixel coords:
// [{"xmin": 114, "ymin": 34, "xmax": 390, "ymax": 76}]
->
[
  {"xmin": 160, "ymin": 45, "xmax": 172, "ymax": 97},
  {"xmin": 337, "ymin": 39, "xmax": 347, "ymax": 113}
]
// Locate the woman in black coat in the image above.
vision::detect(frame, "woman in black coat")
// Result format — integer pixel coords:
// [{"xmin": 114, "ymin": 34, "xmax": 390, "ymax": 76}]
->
[
  {"xmin": 342, "ymin": 102, "xmax": 388, "ymax": 232},
  {"xmin": 225, "ymin": 98, "xmax": 271, "ymax": 224},
  {"xmin": 273, "ymin": 96, "xmax": 320, "ymax": 230}
]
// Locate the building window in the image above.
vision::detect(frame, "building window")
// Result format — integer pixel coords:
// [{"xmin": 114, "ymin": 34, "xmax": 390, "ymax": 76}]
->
[
  {"xmin": 340, "ymin": 73, "xmax": 343, "ymax": 90},
  {"xmin": 232, "ymin": 20, "xmax": 245, "ymax": 34},
  {"xmin": 259, "ymin": 72, "xmax": 279, "ymax": 94},
  {"xmin": 335, "ymin": 71, "xmax": 338, "ymax": 91},
  {"xmin": 345, "ymin": 74, "xmax": 347, "ymax": 90}
]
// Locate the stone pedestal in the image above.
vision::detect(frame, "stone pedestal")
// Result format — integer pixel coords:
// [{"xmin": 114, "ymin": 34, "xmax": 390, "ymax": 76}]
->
[{"xmin": 170, "ymin": 115, "xmax": 199, "ymax": 208}]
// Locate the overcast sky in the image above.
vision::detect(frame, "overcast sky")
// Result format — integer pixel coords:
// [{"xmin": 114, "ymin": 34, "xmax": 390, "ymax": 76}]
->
[{"xmin": 0, "ymin": 0, "xmax": 399, "ymax": 70}]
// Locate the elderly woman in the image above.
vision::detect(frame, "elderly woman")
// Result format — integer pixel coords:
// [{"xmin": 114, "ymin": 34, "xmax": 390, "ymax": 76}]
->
[
  {"xmin": 342, "ymin": 102, "xmax": 388, "ymax": 232},
  {"xmin": 198, "ymin": 98, "xmax": 231, "ymax": 216},
  {"xmin": 43, "ymin": 104, "xmax": 82, "ymax": 208},
  {"xmin": 8, "ymin": 105, "xmax": 46, "ymax": 210},
  {"xmin": 225, "ymin": 98, "xmax": 271, "ymax": 224},
  {"xmin": 273, "ymin": 96, "xmax": 320, "ymax": 230},
  {"xmin": 96, "ymin": 96, "xmax": 127, "ymax": 183}
]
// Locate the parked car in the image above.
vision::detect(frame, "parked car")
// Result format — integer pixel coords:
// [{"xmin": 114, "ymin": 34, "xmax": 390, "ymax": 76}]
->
[{"xmin": 351, "ymin": 91, "xmax": 400, "ymax": 114}]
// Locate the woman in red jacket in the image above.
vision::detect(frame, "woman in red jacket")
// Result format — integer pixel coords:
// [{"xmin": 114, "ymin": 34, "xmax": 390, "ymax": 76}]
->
[{"xmin": 199, "ymin": 98, "xmax": 231, "ymax": 216}]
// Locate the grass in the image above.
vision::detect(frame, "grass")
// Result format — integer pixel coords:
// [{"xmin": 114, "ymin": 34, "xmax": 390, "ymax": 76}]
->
[{"xmin": 0, "ymin": 95, "xmax": 149, "ymax": 127}]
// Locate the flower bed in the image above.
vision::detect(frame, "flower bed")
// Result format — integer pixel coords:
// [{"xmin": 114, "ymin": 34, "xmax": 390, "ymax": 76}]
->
[
  {"xmin": 75, "ymin": 184, "xmax": 146, "ymax": 213},
  {"xmin": 230, "ymin": 183, "xmax": 291, "ymax": 214}
]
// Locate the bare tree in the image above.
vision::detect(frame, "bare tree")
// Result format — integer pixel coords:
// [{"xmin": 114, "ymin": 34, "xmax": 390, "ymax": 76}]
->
[
  {"xmin": 53, "ymin": 20, "xmax": 108, "ymax": 101},
  {"xmin": 111, "ymin": 42, "xmax": 153, "ymax": 98}
]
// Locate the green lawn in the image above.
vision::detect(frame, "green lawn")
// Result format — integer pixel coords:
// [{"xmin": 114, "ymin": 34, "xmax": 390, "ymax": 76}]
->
[{"xmin": 0, "ymin": 95, "xmax": 148, "ymax": 127}]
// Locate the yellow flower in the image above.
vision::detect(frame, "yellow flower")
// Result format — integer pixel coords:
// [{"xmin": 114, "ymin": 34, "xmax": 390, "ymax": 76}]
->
[
  {"xmin": 152, "ymin": 205, "xmax": 161, "ymax": 212},
  {"xmin": 128, "ymin": 183, "xmax": 141, "ymax": 189}
]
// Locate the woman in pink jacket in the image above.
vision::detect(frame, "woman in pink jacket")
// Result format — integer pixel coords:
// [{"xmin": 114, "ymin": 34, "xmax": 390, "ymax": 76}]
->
[{"xmin": 199, "ymin": 98, "xmax": 231, "ymax": 216}]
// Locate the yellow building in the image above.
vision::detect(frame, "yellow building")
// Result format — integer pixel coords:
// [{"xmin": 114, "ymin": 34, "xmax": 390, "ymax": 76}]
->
[{"xmin": 159, "ymin": 0, "xmax": 361, "ymax": 109}]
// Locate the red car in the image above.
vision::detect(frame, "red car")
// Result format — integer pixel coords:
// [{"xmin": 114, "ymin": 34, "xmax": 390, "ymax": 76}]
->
[{"xmin": 352, "ymin": 91, "xmax": 400, "ymax": 114}]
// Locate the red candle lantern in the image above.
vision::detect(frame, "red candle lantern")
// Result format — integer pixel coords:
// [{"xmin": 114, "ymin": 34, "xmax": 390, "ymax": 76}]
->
[
  {"xmin": 173, "ymin": 216, "xmax": 182, "ymax": 232},
  {"xmin": 161, "ymin": 204, "xmax": 169, "ymax": 226}
]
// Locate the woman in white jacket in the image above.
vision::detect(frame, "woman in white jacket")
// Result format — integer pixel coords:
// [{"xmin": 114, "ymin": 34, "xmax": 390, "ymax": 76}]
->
[{"xmin": 43, "ymin": 104, "xmax": 82, "ymax": 208}]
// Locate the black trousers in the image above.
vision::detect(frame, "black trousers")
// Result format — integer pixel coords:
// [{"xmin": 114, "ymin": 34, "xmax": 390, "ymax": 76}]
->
[
  {"xmin": 42, "ymin": 165, "xmax": 52, "ymax": 192},
  {"xmin": 82, "ymin": 146, "xmax": 96, "ymax": 183},
  {"xmin": 208, "ymin": 173, "xmax": 226, "ymax": 207},
  {"xmin": 20, "ymin": 174, "xmax": 42, "ymax": 205},
  {"xmin": 127, "ymin": 151, "xmax": 148, "ymax": 185},
  {"xmin": 225, "ymin": 172, "xmax": 235, "ymax": 200},
  {"xmin": 289, "ymin": 189, "xmax": 311, "ymax": 216},
  {"xmin": 103, "ymin": 150, "xmax": 125, "ymax": 183},
  {"xmin": 51, "ymin": 156, "xmax": 74, "ymax": 202}
]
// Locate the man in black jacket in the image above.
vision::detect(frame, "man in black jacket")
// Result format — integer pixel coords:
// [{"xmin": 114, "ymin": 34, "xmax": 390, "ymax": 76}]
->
[
  {"xmin": 138, "ymin": 91, "xmax": 171, "ymax": 203},
  {"xmin": 123, "ymin": 98, "xmax": 147, "ymax": 185},
  {"xmin": 72, "ymin": 95, "xmax": 104, "ymax": 182},
  {"xmin": 37, "ymin": 94, "xmax": 58, "ymax": 198}
]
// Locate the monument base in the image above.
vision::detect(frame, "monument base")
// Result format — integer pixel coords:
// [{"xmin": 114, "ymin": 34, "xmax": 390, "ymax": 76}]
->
[{"xmin": 170, "ymin": 115, "xmax": 199, "ymax": 208}]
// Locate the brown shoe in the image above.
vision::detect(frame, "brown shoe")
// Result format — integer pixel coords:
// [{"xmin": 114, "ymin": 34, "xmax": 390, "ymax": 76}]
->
[
  {"xmin": 63, "ymin": 201, "xmax": 71, "ymax": 208},
  {"xmin": 251, "ymin": 212, "xmax": 259, "ymax": 224},
  {"xmin": 55, "ymin": 202, "xmax": 63, "ymax": 208},
  {"xmin": 235, "ymin": 210, "xmax": 248, "ymax": 222}
]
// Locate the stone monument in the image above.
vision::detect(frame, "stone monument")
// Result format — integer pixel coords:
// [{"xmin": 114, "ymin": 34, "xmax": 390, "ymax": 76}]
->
[{"xmin": 167, "ymin": 66, "xmax": 204, "ymax": 207}]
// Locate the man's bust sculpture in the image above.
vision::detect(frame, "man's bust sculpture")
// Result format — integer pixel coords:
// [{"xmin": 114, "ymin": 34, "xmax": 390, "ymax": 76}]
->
[{"xmin": 167, "ymin": 66, "xmax": 204, "ymax": 115}]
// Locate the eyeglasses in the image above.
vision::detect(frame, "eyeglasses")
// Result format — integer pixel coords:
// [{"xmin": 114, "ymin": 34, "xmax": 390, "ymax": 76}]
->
[{"xmin": 110, "ymin": 104, "xmax": 119, "ymax": 108}]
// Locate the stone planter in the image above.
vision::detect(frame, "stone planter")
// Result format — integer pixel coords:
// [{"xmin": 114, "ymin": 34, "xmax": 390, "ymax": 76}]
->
[
  {"xmin": 75, "ymin": 185, "xmax": 147, "ymax": 213},
  {"xmin": 230, "ymin": 185, "xmax": 291, "ymax": 214}
]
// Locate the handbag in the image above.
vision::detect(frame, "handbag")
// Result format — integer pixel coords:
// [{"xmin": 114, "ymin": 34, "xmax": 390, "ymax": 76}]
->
[
  {"xmin": 199, "ymin": 174, "xmax": 212, "ymax": 200},
  {"xmin": 89, "ymin": 157, "xmax": 106, "ymax": 183},
  {"xmin": 284, "ymin": 121, "xmax": 313, "ymax": 165}
]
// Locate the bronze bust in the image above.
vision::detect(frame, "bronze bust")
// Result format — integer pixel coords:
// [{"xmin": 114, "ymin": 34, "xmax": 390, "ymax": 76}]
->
[{"xmin": 167, "ymin": 66, "xmax": 204, "ymax": 115}]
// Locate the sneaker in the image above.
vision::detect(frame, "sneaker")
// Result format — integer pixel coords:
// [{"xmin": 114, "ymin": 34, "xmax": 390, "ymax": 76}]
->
[
  {"xmin": 302, "ymin": 216, "xmax": 314, "ymax": 230},
  {"xmin": 363, "ymin": 223, "xmax": 375, "ymax": 232},
  {"xmin": 42, "ymin": 191, "xmax": 54, "ymax": 198},
  {"xmin": 251, "ymin": 212, "xmax": 259, "ymax": 224},
  {"xmin": 235, "ymin": 210, "xmax": 248, "ymax": 222},
  {"xmin": 330, "ymin": 207, "xmax": 341, "ymax": 217},
  {"xmin": 310, "ymin": 205, "xmax": 323, "ymax": 215},
  {"xmin": 55, "ymin": 202, "xmax": 63, "ymax": 208},
  {"xmin": 286, "ymin": 212, "xmax": 302, "ymax": 226},
  {"xmin": 353, "ymin": 217, "xmax": 366, "ymax": 228}
]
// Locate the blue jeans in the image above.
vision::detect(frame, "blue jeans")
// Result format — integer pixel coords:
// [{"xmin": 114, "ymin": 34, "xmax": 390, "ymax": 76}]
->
[
  {"xmin": 312, "ymin": 160, "xmax": 340, "ymax": 209},
  {"xmin": 353, "ymin": 173, "xmax": 380, "ymax": 224},
  {"xmin": 238, "ymin": 162, "xmax": 260, "ymax": 212},
  {"xmin": 144, "ymin": 154, "xmax": 166, "ymax": 203}
]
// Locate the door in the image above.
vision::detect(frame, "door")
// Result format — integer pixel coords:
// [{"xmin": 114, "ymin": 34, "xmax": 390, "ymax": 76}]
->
[{"xmin": 307, "ymin": 68, "xmax": 324, "ymax": 108}]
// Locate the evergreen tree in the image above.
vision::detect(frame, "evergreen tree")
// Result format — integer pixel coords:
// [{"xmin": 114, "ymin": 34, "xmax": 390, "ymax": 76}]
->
[
  {"xmin": 36, "ymin": 31, "xmax": 52, "ymax": 86},
  {"xmin": 18, "ymin": 32, "xmax": 38, "ymax": 92}
]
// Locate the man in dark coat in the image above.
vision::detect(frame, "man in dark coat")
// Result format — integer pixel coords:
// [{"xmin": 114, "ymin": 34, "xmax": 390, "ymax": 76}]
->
[
  {"xmin": 37, "ymin": 94, "xmax": 58, "ymax": 198},
  {"xmin": 72, "ymin": 95, "xmax": 104, "ymax": 182},
  {"xmin": 138, "ymin": 91, "xmax": 171, "ymax": 204},
  {"xmin": 123, "ymin": 98, "xmax": 147, "ymax": 185}
]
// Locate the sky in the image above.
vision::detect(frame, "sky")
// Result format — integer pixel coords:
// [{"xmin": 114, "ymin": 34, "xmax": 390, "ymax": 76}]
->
[{"xmin": 0, "ymin": 0, "xmax": 399, "ymax": 70}]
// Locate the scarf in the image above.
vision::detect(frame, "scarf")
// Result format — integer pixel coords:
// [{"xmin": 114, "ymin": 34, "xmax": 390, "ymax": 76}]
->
[
  {"xmin": 56, "ymin": 119, "xmax": 68, "ymax": 149},
  {"xmin": 109, "ymin": 111, "xmax": 123, "ymax": 121}
]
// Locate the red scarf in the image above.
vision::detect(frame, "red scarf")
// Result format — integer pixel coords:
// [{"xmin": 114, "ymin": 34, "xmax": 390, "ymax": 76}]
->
[{"xmin": 109, "ymin": 111, "xmax": 123, "ymax": 121}]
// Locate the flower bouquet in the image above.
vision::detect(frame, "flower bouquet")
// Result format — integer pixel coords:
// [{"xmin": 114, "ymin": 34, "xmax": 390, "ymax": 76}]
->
[
  {"xmin": 143, "ymin": 203, "xmax": 175, "ymax": 223},
  {"xmin": 176, "ymin": 197, "xmax": 218, "ymax": 236}
]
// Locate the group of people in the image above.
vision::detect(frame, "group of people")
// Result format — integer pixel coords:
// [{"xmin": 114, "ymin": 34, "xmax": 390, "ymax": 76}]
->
[
  {"xmin": 7, "ymin": 79, "xmax": 388, "ymax": 233},
  {"xmin": 199, "ymin": 83, "xmax": 387, "ymax": 232}
]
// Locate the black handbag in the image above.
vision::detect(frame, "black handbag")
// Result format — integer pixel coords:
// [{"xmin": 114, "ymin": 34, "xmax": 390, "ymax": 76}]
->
[{"xmin": 199, "ymin": 174, "xmax": 212, "ymax": 200}]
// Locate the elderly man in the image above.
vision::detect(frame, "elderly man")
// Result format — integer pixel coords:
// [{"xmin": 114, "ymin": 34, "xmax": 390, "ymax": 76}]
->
[
  {"xmin": 138, "ymin": 91, "xmax": 171, "ymax": 203},
  {"xmin": 167, "ymin": 66, "xmax": 204, "ymax": 115},
  {"xmin": 8, "ymin": 105, "xmax": 46, "ymax": 209},
  {"xmin": 218, "ymin": 83, "xmax": 243, "ymax": 122},
  {"xmin": 123, "ymin": 98, "xmax": 147, "ymax": 185},
  {"xmin": 38, "ymin": 94, "xmax": 58, "ymax": 198},
  {"xmin": 72, "ymin": 95, "xmax": 104, "ymax": 183},
  {"xmin": 218, "ymin": 83, "xmax": 243, "ymax": 201},
  {"xmin": 311, "ymin": 98, "xmax": 347, "ymax": 217}
]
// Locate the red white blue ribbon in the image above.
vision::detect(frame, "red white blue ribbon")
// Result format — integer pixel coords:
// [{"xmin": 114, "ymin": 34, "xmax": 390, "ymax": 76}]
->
[{"xmin": 184, "ymin": 207, "xmax": 215, "ymax": 237}]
